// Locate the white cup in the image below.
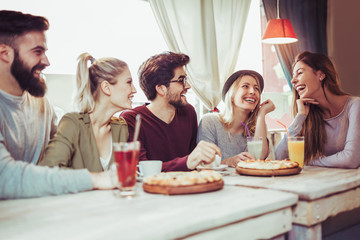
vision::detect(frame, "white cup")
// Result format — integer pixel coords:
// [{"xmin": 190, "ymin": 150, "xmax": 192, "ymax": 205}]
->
[{"xmin": 138, "ymin": 160, "xmax": 162, "ymax": 177}]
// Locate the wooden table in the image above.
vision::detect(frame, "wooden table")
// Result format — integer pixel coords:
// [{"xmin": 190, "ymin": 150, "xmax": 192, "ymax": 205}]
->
[
  {"xmin": 223, "ymin": 166, "xmax": 360, "ymax": 240},
  {"xmin": 0, "ymin": 184, "xmax": 297, "ymax": 240}
]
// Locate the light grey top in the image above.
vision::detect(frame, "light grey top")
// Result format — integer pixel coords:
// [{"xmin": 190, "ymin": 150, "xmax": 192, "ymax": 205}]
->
[
  {"xmin": 197, "ymin": 113, "xmax": 247, "ymax": 160},
  {"xmin": 275, "ymin": 96, "xmax": 360, "ymax": 169},
  {"xmin": 0, "ymin": 89, "xmax": 92, "ymax": 199}
]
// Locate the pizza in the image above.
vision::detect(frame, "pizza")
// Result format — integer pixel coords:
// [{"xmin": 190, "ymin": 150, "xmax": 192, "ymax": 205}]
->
[
  {"xmin": 143, "ymin": 170, "xmax": 222, "ymax": 187},
  {"xmin": 143, "ymin": 170, "xmax": 224, "ymax": 195},
  {"xmin": 237, "ymin": 159, "xmax": 299, "ymax": 170}
]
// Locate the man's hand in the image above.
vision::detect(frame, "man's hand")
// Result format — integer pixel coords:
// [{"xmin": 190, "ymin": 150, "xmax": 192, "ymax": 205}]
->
[{"xmin": 187, "ymin": 141, "xmax": 221, "ymax": 170}]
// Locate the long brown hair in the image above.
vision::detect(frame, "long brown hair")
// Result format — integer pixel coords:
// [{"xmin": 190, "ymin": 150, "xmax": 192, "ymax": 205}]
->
[{"xmin": 292, "ymin": 51, "xmax": 347, "ymax": 163}]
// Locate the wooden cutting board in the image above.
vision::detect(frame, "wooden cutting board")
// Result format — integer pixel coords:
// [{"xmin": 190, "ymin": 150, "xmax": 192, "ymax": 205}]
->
[
  {"xmin": 143, "ymin": 179, "xmax": 224, "ymax": 195},
  {"xmin": 236, "ymin": 166, "xmax": 302, "ymax": 177}
]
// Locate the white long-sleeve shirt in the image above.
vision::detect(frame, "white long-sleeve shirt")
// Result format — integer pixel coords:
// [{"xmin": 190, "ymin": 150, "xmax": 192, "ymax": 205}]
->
[
  {"xmin": 275, "ymin": 96, "xmax": 360, "ymax": 169},
  {"xmin": 0, "ymin": 89, "xmax": 92, "ymax": 199}
]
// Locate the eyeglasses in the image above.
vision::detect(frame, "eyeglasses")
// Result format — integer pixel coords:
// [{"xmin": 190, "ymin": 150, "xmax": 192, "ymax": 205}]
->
[{"xmin": 169, "ymin": 76, "xmax": 187, "ymax": 88}]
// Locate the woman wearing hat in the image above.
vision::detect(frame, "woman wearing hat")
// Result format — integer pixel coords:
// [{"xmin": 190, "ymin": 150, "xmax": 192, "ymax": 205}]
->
[
  {"xmin": 197, "ymin": 70, "xmax": 275, "ymax": 167},
  {"xmin": 275, "ymin": 51, "xmax": 360, "ymax": 169}
]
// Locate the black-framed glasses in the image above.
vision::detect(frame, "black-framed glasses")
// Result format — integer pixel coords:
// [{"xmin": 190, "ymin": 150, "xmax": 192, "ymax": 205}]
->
[{"xmin": 169, "ymin": 76, "xmax": 187, "ymax": 87}]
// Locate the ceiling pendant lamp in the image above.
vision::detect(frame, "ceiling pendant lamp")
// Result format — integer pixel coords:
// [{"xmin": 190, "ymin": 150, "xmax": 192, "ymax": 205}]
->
[{"xmin": 262, "ymin": 0, "xmax": 298, "ymax": 44}]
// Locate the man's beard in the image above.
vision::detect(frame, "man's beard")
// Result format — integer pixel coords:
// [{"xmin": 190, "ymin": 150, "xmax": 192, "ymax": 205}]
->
[
  {"xmin": 167, "ymin": 91, "xmax": 188, "ymax": 108},
  {"xmin": 10, "ymin": 50, "xmax": 47, "ymax": 97}
]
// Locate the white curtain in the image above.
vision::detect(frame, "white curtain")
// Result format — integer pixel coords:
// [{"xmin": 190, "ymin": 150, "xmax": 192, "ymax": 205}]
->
[{"xmin": 149, "ymin": 0, "xmax": 251, "ymax": 110}]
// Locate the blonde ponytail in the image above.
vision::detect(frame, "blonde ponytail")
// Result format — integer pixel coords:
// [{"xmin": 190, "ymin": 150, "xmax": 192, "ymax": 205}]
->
[
  {"xmin": 75, "ymin": 53, "xmax": 96, "ymax": 112},
  {"xmin": 74, "ymin": 52, "xmax": 128, "ymax": 113}
]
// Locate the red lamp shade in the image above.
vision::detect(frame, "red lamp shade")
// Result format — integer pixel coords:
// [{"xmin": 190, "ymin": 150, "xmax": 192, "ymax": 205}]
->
[{"xmin": 262, "ymin": 19, "xmax": 298, "ymax": 44}]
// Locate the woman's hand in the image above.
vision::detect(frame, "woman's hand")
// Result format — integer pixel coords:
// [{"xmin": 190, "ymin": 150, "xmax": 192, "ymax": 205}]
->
[
  {"xmin": 259, "ymin": 99, "xmax": 275, "ymax": 116},
  {"xmin": 296, "ymin": 98, "xmax": 319, "ymax": 116},
  {"xmin": 222, "ymin": 152, "xmax": 254, "ymax": 167}
]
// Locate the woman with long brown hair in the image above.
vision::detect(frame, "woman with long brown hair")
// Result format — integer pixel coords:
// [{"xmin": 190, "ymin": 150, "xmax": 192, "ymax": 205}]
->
[
  {"xmin": 275, "ymin": 51, "xmax": 360, "ymax": 168},
  {"xmin": 197, "ymin": 70, "xmax": 275, "ymax": 167}
]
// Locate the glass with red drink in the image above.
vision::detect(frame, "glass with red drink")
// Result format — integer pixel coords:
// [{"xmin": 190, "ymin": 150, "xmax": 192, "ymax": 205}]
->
[{"xmin": 112, "ymin": 141, "xmax": 140, "ymax": 197}]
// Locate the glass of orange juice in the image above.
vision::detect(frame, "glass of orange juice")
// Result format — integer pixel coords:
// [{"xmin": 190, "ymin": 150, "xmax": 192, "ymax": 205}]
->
[{"xmin": 288, "ymin": 137, "xmax": 304, "ymax": 168}]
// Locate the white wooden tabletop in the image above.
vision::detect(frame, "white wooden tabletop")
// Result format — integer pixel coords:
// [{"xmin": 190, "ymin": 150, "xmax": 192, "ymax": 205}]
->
[
  {"xmin": 224, "ymin": 166, "xmax": 360, "ymax": 200},
  {"xmin": 0, "ymin": 184, "xmax": 297, "ymax": 240}
]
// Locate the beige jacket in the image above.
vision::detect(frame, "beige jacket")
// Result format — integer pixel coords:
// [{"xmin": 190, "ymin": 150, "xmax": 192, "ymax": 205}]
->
[{"xmin": 39, "ymin": 112, "xmax": 128, "ymax": 172}]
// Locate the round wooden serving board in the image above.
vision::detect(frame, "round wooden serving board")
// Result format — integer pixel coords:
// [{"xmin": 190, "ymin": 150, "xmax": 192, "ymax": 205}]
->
[
  {"xmin": 143, "ymin": 179, "xmax": 224, "ymax": 195},
  {"xmin": 236, "ymin": 166, "xmax": 302, "ymax": 177}
]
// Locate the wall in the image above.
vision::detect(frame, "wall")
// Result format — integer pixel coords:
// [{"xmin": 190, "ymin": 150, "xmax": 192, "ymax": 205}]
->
[
  {"xmin": 328, "ymin": 0, "xmax": 360, "ymax": 96},
  {"xmin": 45, "ymin": 74, "xmax": 76, "ymax": 113}
]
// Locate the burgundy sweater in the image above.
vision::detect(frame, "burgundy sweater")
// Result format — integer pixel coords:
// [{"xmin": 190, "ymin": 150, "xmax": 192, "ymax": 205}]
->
[{"xmin": 120, "ymin": 104, "xmax": 198, "ymax": 171}]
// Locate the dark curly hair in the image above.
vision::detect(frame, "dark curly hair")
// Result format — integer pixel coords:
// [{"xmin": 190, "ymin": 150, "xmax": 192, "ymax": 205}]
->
[
  {"xmin": 138, "ymin": 51, "xmax": 190, "ymax": 100},
  {"xmin": 0, "ymin": 10, "xmax": 49, "ymax": 48}
]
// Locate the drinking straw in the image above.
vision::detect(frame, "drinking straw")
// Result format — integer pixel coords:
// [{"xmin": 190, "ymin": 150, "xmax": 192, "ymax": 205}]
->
[
  {"xmin": 277, "ymin": 121, "xmax": 290, "ymax": 139},
  {"xmin": 239, "ymin": 121, "xmax": 251, "ymax": 141},
  {"xmin": 133, "ymin": 114, "xmax": 141, "ymax": 142}
]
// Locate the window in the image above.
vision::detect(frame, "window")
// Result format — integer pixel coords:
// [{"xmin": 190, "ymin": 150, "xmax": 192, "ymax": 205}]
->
[
  {"xmin": 4, "ymin": 0, "xmax": 293, "ymax": 129},
  {"xmin": 3, "ymin": 0, "xmax": 170, "ymax": 111},
  {"xmin": 259, "ymin": 0, "xmax": 293, "ymax": 129},
  {"xmin": 215, "ymin": 0, "xmax": 293, "ymax": 130}
]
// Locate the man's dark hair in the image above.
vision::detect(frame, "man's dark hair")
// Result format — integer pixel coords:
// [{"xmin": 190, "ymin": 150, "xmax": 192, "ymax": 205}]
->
[
  {"xmin": 138, "ymin": 51, "xmax": 190, "ymax": 100},
  {"xmin": 0, "ymin": 10, "xmax": 49, "ymax": 48}
]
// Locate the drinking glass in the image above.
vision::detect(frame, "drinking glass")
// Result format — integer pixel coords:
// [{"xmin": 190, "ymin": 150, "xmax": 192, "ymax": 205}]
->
[
  {"xmin": 112, "ymin": 141, "xmax": 140, "ymax": 197},
  {"xmin": 288, "ymin": 137, "xmax": 305, "ymax": 168},
  {"xmin": 247, "ymin": 137, "xmax": 263, "ymax": 160}
]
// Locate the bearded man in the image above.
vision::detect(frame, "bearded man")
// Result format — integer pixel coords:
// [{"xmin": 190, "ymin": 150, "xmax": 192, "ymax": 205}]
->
[
  {"xmin": 121, "ymin": 52, "xmax": 220, "ymax": 171},
  {"xmin": 0, "ymin": 10, "xmax": 112, "ymax": 199}
]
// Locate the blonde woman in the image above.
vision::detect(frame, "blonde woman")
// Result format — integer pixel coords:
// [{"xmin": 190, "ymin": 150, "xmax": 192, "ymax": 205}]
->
[
  {"xmin": 197, "ymin": 70, "xmax": 275, "ymax": 167},
  {"xmin": 39, "ymin": 53, "xmax": 136, "ymax": 171},
  {"xmin": 275, "ymin": 51, "xmax": 360, "ymax": 169}
]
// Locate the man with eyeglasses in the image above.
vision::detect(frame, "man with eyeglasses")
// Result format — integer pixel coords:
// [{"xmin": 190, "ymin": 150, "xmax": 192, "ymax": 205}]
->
[{"xmin": 121, "ymin": 52, "xmax": 221, "ymax": 171}]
